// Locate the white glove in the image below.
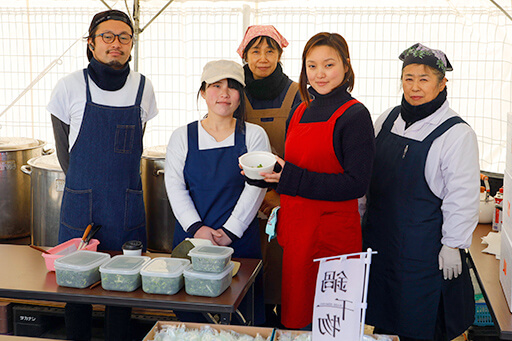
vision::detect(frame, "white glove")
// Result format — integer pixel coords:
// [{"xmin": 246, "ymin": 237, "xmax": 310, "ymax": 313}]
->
[{"xmin": 438, "ymin": 245, "xmax": 462, "ymax": 280}]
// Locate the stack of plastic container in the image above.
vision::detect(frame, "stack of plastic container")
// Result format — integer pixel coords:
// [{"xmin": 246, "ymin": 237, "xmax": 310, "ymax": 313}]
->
[
  {"xmin": 184, "ymin": 245, "xmax": 235, "ymax": 297},
  {"xmin": 140, "ymin": 257, "xmax": 190, "ymax": 295},
  {"xmin": 500, "ymin": 112, "xmax": 512, "ymax": 312}
]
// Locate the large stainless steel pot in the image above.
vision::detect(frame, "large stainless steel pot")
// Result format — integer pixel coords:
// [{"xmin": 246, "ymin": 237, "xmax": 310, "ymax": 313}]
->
[
  {"xmin": 141, "ymin": 145, "xmax": 175, "ymax": 252},
  {"xmin": 0, "ymin": 137, "xmax": 46, "ymax": 239},
  {"xmin": 21, "ymin": 153, "xmax": 64, "ymax": 247}
]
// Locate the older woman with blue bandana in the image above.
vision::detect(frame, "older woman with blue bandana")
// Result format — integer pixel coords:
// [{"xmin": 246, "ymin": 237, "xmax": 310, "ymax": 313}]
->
[{"xmin": 363, "ymin": 43, "xmax": 480, "ymax": 341}]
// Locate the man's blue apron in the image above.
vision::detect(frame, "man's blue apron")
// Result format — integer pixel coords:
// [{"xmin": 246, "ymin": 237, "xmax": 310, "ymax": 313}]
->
[
  {"xmin": 58, "ymin": 69, "xmax": 147, "ymax": 252},
  {"xmin": 362, "ymin": 107, "xmax": 474, "ymax": 340},
  {"xmin": 173, "ymin": 120, "xmax": 264, "ymax": 324}
]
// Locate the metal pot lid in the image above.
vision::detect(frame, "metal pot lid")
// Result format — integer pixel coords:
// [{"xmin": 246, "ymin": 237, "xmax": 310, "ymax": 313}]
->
[
  {"xmin": 0, "ymin": 137, "xmax": 41, "ymax": 151},
  {"xmin": 142, "ymin": 145, "xmax": 167, "ymax": 159},
  {"xmin": 27, "ymin": 153, "xmax": 63, "ymax": 171}
]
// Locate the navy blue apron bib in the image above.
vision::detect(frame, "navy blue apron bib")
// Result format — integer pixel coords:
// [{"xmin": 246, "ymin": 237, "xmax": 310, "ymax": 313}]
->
[
  {"xmin": 363, "ymin": 107, "xmax": 474, "ymax": 340},
  {"xmin": 173, "ymin": 121, "xmax": 261, "ymax": 258},
  {"xmin": 59, "ymin": 69, "xmax": 147, "ymax": 252},
  {"xmin": 172, "ymin": 120, "xmax": 264, "ymax": 324}
]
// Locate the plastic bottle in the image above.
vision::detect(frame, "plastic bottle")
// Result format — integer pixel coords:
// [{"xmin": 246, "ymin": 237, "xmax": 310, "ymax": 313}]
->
[
  {"xmin": 479, "ymin": 186, "xmax": 494, "ymax": 224},
  {"xmin": 493, "ymin": 187, "xmax": 504, "ymax": 232}
]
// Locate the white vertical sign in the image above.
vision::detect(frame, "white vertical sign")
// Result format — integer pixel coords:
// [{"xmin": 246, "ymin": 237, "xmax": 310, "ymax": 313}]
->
[{"xmin": 312, "ymin": 250, "xmax": 375, "ymax": 341}]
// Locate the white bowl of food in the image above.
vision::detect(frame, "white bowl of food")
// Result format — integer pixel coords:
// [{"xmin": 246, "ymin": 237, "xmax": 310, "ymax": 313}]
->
[{"xmin": 239, "ymin": 151, "xmax": 276, "ymax": 180}]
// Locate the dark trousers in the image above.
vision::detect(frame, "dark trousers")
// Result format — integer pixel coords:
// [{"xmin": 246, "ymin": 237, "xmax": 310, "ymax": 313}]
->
[{"xmin": 65, "ymin": 303, "xmax": 132, "ymax": 341}]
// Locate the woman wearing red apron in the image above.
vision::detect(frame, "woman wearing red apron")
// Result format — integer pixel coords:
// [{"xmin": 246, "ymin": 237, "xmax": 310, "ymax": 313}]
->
[{"xmin": 260, "ymin": 32, "xmax": 375, "ymax": 329}]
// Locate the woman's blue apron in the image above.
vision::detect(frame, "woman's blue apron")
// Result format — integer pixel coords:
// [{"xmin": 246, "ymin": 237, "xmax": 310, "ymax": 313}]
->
[
  {"xmin": 362, "ymin": 107, "xmax": 474, "ymax": 340},
  {"xmin": 173, "ymin": 120, "xmax": 264, "ymax": 324},
  {"xmin": 58, "ymin": 69, "xmax": 147, "ymax": 252}
]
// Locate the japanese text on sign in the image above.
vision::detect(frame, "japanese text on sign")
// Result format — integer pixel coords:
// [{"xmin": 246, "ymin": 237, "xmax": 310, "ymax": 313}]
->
[{"xmin": 313, "ymin": 251, "xmax": 375, "ymax": 341}]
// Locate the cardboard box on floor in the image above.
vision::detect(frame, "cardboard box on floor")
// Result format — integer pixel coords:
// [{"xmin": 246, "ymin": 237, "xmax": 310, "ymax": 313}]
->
[
  {"xmin": 143, "ymin": 321, "xmax": 275, "ymax": 340},
  {"xmin": 143, "ymin": 321, "xmax": 397, "ymax": 340},
  {"xmin": 274, "ymin": 329, "xmax": 311, "ymax": 339}
]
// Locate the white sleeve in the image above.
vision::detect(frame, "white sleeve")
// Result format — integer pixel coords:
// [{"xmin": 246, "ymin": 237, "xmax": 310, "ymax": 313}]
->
[
  {"xmin": 373, "ymin": 107, "xmax": 393, "ymax": 136},
  {"xmin": 141, "ymin": 77, "xmax": 158, "ymax": 124},
  {"xmin": 164, "ymin": 125, "xmax": 202, "ymax": 231},
  {"xmin": 427, "ymin": 124, "xmax": 480, "ymax": 249},
  {"xmin": 223, "ymin": 124, "xmax": 270, "ymax": 238},
  {"xmin": 47, "ymin": 78, "xmax": 71, "ymax": 125}
]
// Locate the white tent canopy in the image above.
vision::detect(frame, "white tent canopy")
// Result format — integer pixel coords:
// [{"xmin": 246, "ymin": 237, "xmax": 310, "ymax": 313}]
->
[{"xmin": 1, "ymin": 0, "xmax": 511, "ymax": 172}]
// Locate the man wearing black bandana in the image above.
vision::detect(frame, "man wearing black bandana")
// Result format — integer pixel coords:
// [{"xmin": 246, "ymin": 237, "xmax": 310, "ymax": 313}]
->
[
  {"xmin": 363, "ymin": 43, "xmax": 479, "ymax": 340},
  {"xmin": 47, "ymin": 9, "xmax": 158, "ymax": 340}
]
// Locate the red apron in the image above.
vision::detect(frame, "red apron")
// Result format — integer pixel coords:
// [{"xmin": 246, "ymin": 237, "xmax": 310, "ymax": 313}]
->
[{"xmin": 278, "ymin": 99, "xmax": 362, "ymax": 329}]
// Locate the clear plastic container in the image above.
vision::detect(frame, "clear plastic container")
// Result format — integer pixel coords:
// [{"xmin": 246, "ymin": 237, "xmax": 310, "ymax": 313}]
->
[
  {"xmin": 183, "ymin": 262, "xmax": 234, "ymax": 297},
  {"xmin": 188, "ymin": 245, "xmax": 234, "ymax": 273},
  {"xmin": 99, "ymin": 255, "xmax": 150, "ymax": 292},
  {"xmin": 140, "ymin": 257, "xmax": 190, "ymax": 295},
  {"xmin": 54, "ymin": 251, "xmax": 111, "ymax": 289},
  {"xmin": 42, "ymin": 238, "xmax": 101, "ymax": 271}
]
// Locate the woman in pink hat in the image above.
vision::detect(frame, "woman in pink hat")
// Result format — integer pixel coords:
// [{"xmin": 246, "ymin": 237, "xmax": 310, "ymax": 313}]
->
[{"xmin": 237, "ymin": 24, "xmax": 301, "ymax": 327}]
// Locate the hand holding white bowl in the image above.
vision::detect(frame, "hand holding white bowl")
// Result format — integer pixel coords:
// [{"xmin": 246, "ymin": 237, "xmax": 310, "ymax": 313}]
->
[
  {"xmin": 260, "ymin": 157, "xmax": 285, "ymax": 183},
  {"xmin": 239, "ymin": 151, "xmax": 277, "ymax": 180}
]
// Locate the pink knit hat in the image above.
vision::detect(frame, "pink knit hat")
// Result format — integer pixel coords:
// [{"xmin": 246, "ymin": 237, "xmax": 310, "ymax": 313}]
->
[{"xmin": 236, "ymin": 25, "xmax": 289, "ymax": 58}]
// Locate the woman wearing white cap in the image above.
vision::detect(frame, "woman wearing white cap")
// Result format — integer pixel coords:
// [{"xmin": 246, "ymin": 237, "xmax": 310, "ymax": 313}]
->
[
  {"xmin": 237, "ymin": 25, "xmax": 301, "ymax": 326},
  {"xmin": 363, "ymin": 43, "xmax": 480, "ymax": 340},
  {"xmin": 165, "ymin": 60, "xmax": 270, "ymax": 324}
]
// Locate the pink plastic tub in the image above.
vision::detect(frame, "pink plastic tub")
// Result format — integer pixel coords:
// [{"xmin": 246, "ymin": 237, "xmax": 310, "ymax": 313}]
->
[{"xmin": 42, "ymin": 238, "xmax": 100, "ymax": 271}]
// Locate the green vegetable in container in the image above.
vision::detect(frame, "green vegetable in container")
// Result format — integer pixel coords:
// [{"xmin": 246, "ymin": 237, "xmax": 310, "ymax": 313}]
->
[
  {"xmin": 142, "ymin": 276, "xmax": 183, "ymax": 295},
  {"xmin": 191, "ymin": 256, "xmax": 229, "ymax": 273},
  {"xmin": 101, "ymin": 273, "xmax": 140, "ymax": 292},
  {"xmin": 185, "ymin": 277, "xmax": 229, "ymax": 297},
  {"xmin": 56, "ymin": 267, "xmax": 100, "ymax": 289}
]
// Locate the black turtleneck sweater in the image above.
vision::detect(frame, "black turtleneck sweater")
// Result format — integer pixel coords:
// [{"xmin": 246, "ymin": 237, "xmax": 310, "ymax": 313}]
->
[
  {"xmin": 244, "ymin": 64, "xmax": 301, "ymax": 109},
  {"xmin": 277, "ymin": 84, "xmax": 375, "ymax": 201},
  {"xmin": 87, "ymin": 57, "xmax": 130, "ymax": 91}
]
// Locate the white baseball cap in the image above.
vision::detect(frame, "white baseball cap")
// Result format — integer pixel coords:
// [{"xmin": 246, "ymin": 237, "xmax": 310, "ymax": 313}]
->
[{"xmin": 201, "ymin": 60, "xmax": 245, "ymax": 87}]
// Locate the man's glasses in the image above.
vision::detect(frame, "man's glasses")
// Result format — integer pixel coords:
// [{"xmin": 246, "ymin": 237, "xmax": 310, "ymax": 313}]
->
[{"xmin": 94, "ymin": 32, "xmax": 132, "ymax": 45}]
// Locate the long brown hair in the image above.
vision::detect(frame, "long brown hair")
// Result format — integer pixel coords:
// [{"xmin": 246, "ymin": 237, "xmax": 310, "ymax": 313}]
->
[{"xmin": 298, "ymin": 32, "xmax": 355, "ymax": 107}]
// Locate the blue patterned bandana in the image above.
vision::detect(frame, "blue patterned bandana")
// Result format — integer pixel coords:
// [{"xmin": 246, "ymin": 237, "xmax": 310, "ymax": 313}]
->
[{"xmin": 399, "ymin": 43, "xmax": 452, "ymax": 74}]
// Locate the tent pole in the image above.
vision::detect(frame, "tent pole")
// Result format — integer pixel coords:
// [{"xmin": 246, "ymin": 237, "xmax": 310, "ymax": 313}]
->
[
  {"xmin": 488, "ymin": 0, "xmax": 512, "ymax": 22},
  {"xmin": 133, "ymin": 0, "xmax": 140, "ymax": 72},
  {"xmin": 140, "ymin": 0, "xmax": 175, "ymax": 33},
  {"xmin": 132, "ymin": 0, "xmax": 175, "ymax": 71},
  {"xmin": 99, "ymin": 0, "xmax": 112, "ymax": 10}
]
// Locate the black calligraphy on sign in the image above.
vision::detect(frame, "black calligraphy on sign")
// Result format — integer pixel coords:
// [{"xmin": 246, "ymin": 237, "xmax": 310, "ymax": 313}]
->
[
  {"xmin": 318, "ymin": 313, "xmax": 341, "ymax": 337},
  {"xmin": 335, "ymin": 298, "xmax": 354, "ymax": 320},
  {"xmin": 316, "ymin": 299, "xmax": 354, "ymax": 321},
  {"xmin": 321, "ymin": 270, "xmax": 348, "ymax": 293}
]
